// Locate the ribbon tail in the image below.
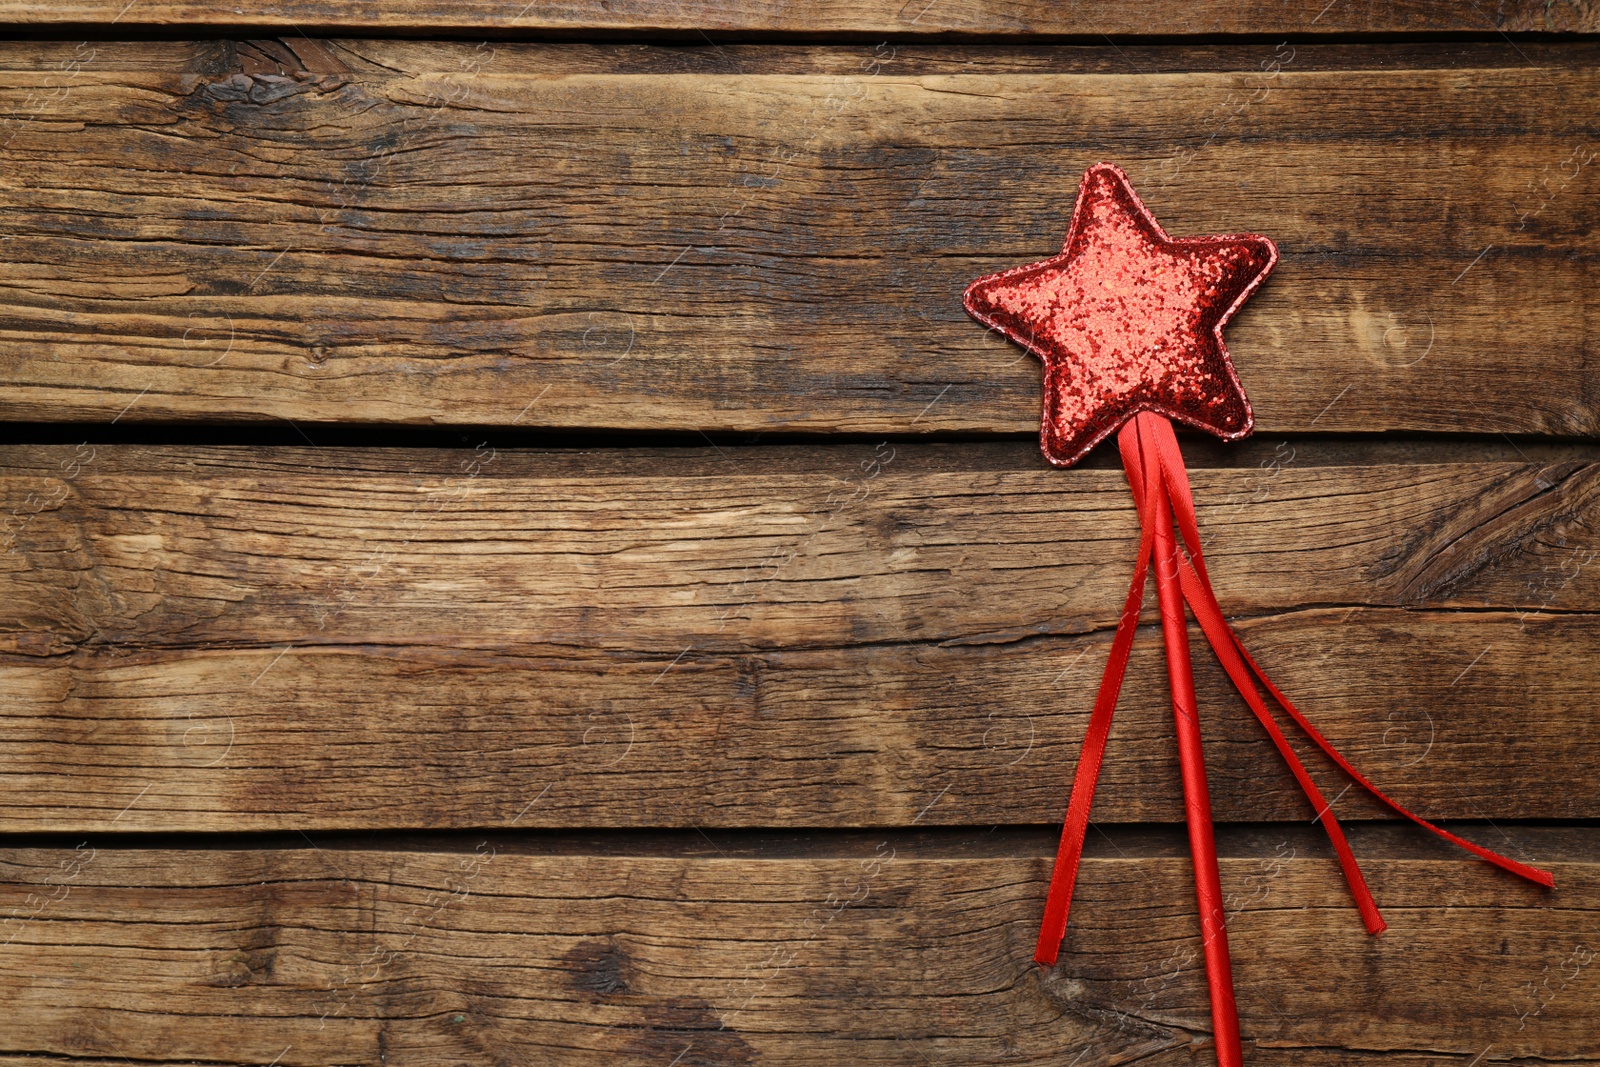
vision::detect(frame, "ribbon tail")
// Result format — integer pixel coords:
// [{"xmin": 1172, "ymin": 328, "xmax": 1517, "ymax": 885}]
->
[
  {"xmin": 1034, "ymin": 420, "xmax": 1160, "ymax": 965},
  {"xmin": 1137, "ymin": 413, "xmax": 1244, "ymax": 1067},
  {"xmin": 1143, "ymin": 415, "xmax": 1554, "ymax": 893},
  {"xmin": 1235, "ymin": 639, "xmax": 1555, "ymax": 890},
  {"xmin": 1034, "ymin": 526, "xmax": 1151, "ymax": 964},
  {"xmin": 1172, "ymin": 546, "xmax": 1388, "ymax": 933},
  {"xmin": 1115, "ymin": 416, "xmax": 1386, "ymax": 934}
]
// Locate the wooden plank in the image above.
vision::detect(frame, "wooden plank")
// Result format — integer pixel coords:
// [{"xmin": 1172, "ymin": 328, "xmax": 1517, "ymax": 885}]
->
[
  {"xmin": 1, "ymin": 609, "xmax": 1595, "ymax": 831},
  {"xmin": 0, "ymin": 55, "xmax": 1595, "ymax": 434},
  {"xmin": 2, "ymin": 446, "xmax": 1599, "ymax": 830},
  {"xmin": 6, "ymin": 451, "xmax": 1598, "ymax": 651},
  {"xmin": 0, "ymin": 827, "xmax": 1590, "ymax": 1064},
  {"xmin": 0, "ymin": 0, "xmax": 1591, "ymax": 35}
]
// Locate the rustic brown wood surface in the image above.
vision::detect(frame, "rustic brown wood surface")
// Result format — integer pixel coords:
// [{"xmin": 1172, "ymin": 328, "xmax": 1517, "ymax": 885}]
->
[
  {"xmin": 2, "ymin": 445, "xmax": 1599, "ymax": 830},
  {"xmin": 0, "ymin": 827, "xmax": 1591, "ymax": 1065},
  {"xmin": 0, "ymin": 45, "xmax": 1595, "ymax": 433},
  {"xmin": 0, "ymin": 0, "xmax": 1592, "ymax": 35},
  {"xmin": 3, "ymin": 447, "xmax": 1600, "ymax": 831},
  {"xmin": 0, "ymin": 14, "xmax": 1596, "ymax": 1065},
  {"xmin": 6, "ymin": 450, "xmax": 1597, "ymax": 652},
  {"xmin": 1, "ymin": 608, "xmax": 1593, "ymax": 831}
]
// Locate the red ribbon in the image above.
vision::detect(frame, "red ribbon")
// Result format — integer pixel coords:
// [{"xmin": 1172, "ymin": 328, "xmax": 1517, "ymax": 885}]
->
[{"xmin": 1035, "ymin": 411, "xmax": 1555, "ymax": 1067}]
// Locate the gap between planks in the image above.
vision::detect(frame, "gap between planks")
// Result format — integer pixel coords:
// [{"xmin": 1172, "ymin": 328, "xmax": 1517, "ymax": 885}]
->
[
  {"xmin": 0, "ymin": 0, "xmax": 1593, "ymax": 35},
  {"xmin": 0, "ymin": 822, "xmax": 1593, "ymax": 862}
]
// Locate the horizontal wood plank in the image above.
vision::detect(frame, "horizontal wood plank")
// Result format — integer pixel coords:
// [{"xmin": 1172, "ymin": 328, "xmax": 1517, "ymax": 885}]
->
[
  {"xmin": 0, "ymin": 0, "xmax": 1591, "ymax": 35},
  {"xmin": 0, "ymin": 828, "xmax": 1590, "ymax": 1064},
  {"xmin": 6, "ymin": 450, "xmax": 1598, "ymax": 652},
  {"xmin": 2, "ymin": 446, "xmax": 1598, "ymax": 829},
  {"xmin": 0, "ymin": 52, "xmax": 1595, "ymax": 433},
  {"xmin": 0, "ymin": 609, "xmax": 1595, "ymax": 831}
]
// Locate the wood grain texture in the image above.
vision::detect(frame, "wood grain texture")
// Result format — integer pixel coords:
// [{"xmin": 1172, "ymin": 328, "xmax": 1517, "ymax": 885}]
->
[
  {"xmin": 2, "ymin": 446, "xmax": 1598, "ymax": 830},
  {"xmin": 0, "ymin": 48, "xmax": 1595, "ymax": 433},
  {"xmin": 1, "ymin": 609, "xmax": 1595, "ymax": 831},
  {"xmin": 0, "ymin": 0, "xmax": 1591, "ymax": 35},
  {"xmin": 0, "ymin": 828, "xmax": 1590, "ymax": 1065},
  {"xmin": 6, "ymin": 450, "xmax": 1598, "ymax": 652},
  {"xmin": 0, "ymin": 16, "xmax": 1592, "ymax": 1063}
]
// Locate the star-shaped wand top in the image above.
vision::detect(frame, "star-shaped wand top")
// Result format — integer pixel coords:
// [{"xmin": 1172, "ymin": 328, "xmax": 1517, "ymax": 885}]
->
[{"xmin": 964, "ymin": 163, "xmax": 1277, "ymax": 468}]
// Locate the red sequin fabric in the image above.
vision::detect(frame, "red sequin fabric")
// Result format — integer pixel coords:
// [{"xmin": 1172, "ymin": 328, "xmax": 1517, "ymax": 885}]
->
[{"xmin": 964, "ymin": 163, "xmax": 1277, "ymax": 468}]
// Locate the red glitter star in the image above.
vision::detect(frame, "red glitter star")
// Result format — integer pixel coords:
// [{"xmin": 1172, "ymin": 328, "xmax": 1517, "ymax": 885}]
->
[{"xmin": 964, "ymin": 163, "xmax": 1278, "ymax": 468}]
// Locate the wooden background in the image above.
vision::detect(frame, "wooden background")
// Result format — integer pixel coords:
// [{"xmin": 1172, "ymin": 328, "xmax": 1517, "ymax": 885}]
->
[{"xmin": 1, "ymin": 3, "xmax": 1597, "ymax": 1064}]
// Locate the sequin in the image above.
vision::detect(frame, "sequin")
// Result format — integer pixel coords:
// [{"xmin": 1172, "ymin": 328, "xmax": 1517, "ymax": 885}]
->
[{"xmin": 964, "ymin": 163, "xmax": 1277, "ymax": 468}]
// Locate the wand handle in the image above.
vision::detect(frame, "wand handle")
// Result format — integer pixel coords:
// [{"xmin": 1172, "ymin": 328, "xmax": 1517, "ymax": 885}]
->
[{"xmin": 1139, "ymin": 413, "xmax": 1243, "ymax": 1067}]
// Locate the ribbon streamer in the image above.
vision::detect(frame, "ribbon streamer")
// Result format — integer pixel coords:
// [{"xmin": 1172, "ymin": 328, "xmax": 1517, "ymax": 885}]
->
[{"xmin": 1035, "ymin": 411, "xmax": 1555, "ymax": 1067}]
